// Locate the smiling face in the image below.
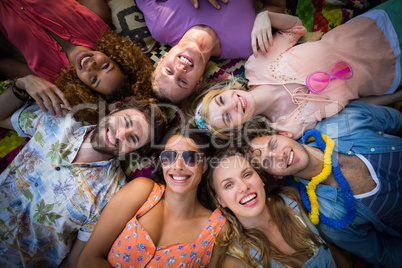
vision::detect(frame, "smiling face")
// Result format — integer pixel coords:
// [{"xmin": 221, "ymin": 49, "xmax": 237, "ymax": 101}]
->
[
  {"xmin": 207, "ymin": 90, "xmax": 255, "ymax": 130},
  {"xmin": 250, "ymin": 135, "xmax": 310, "ymax": 176},
  {"xmin": 90, "ymin": 108, "xmax": 151, "ymax": 156},
  {"xmin": 70, "ymin": 47, "xmax": 125, "ymax": 95},
  {"xmin": 162, "ymin": 134, "xmax": 206, "ymax": 194},
  {"xmin": 154, "ymin": 43, "xmax": 206, "ymax": 103},
  {"xmin": 213, "ymin": 155, "xmax": 266, "ymax": 219}
]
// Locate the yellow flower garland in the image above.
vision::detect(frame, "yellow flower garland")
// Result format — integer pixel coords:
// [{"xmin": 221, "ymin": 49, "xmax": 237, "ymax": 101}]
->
[{"xmin": 305, "ymin": 134, "xmax": 335, "ymax": 224}]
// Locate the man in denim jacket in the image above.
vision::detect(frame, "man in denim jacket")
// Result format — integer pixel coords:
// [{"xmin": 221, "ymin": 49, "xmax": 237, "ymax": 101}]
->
[{"xmin": 247, "ymin": 101, "xmax": 402, "ymax": 267}]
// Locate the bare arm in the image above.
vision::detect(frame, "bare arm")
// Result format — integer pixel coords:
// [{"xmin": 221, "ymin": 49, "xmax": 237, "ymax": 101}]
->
[
  {"xmin": 0, "ymin": 81, "xmax": 24, "ymax": 130},
  {"xmin": 221, "ymin": 255, "xmax": 247, "ymax": 268},
  {"xmin": 16, "ymin": 75, "xmax": 71, "ymax": 117},
  {"xmin": 77, "ymin": 177, "xmax": 155, "ymax": 268},
  {"xmin": 259, "ymin": 0, "xmax": 286, "ymax": 13},
  {"xmin": 0, "ymin": 57, "xmax": 35, "ymax": 79},
  {"xmin": 78, "ymin": 0, "xmax": 111, "ymax": 25},
  {"xmin": 59, "ymin": 239, "xmax": 87, "ymax": 268},
  {"xmin": 251, "ymin": 10, "xmax": 298, "ymax": 57}
]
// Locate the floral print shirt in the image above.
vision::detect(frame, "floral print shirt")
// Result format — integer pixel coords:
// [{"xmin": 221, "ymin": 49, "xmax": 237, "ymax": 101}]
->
[
  {"xmin": 0, "ymin": 104, "xmax": 126, "ymax": 267},
  {"xmin": 108, "ymin": 183, "xmax": 226, "ymax": 268}
]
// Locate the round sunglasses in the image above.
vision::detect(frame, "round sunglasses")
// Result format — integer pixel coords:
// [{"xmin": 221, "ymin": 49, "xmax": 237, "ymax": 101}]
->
[{"xmin": 160, "ymin": 150, "xmax": 201, "ymax": 167}]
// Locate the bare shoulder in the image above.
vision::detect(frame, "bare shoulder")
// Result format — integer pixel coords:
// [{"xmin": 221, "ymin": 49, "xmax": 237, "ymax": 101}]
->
[
  {"xmin": 106, "ymin": 177, "xmax": 156, "ymax": 208},
  {"xmin": 222, "ymin": 254, "xmax": 247, "ymax": 268},
  {"xmin": 124, "ymin": 176, "xmax": 155, "ymax": 190},
  {"xmin": 216, "ymin": 220, "xmax": 230, "ymax": 239}
]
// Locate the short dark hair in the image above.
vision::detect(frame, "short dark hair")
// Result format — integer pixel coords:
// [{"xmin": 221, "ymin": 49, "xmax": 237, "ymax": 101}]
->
[{"xmin": 119, "ymin": 97, "xmax": 170, "ymax": 156}]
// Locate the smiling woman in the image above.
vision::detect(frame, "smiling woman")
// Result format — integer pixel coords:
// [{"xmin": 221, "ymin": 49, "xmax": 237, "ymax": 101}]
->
[
  {"xmin": 207, "ymin": 151, "xmax": 338, "ymax": 268},
  {"xmin": 56, "ymin": 32, "xmax": 155, "ymax": 124},
  {"xmin": 0, "ymin": 0, "xmax": 155, "ymax": 124},
  {"xmin": 77, "ymin": 126, "xmax": 228, "ymax": 268}
]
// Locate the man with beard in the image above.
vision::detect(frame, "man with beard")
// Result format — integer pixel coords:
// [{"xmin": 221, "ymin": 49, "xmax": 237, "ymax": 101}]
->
[
  {"xmin": 246, "ymin": 101, "xmax": 402, "ymax": 267},
  {"xmin": 0, "ymin": 84, "xmax": 168, "ymax": 267}
]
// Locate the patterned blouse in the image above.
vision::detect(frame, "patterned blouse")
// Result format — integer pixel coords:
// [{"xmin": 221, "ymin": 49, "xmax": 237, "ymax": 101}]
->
[{"xmin": 108, "ymin": 183, "xmax": 226, "ymax": 267}]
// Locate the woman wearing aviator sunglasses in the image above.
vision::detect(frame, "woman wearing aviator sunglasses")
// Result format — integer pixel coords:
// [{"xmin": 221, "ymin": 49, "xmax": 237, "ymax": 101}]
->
[
  {"xmin": 77, "ymin": 126, "xmax": 227, "ymax": 267},
  {"xmin": 191, "ymin": 0, "xmax": 402, "ymax": 139}
]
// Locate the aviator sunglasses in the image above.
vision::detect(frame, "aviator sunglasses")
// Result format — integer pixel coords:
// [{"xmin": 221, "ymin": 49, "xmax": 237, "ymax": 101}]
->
[{"xmin": 160, "ymin": 150, "xmax": 201, "ymax": 167}]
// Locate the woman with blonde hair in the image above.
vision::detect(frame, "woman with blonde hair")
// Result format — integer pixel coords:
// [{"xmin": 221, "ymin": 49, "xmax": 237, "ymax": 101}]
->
[
  {"xmin": 191, "ymin": 0, "xmax": 402, "ymax": 139},
  {"xmin": 207, "ymin": 150, "xmax": 342, "ymax": 267}
]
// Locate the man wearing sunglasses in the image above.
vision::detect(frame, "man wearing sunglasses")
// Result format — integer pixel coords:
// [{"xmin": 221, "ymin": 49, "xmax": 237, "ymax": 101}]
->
[
  {"xmin": 247, "ymin": 101, "xmax": 402, "ymax": 267},
  {"xmin": 0, "ymin": 84, "xmax": 168, "ymax": 267}
]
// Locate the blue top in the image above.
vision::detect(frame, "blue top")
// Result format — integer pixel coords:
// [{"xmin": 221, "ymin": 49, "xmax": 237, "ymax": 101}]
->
[
  {"xmin": 312, "ymin": 100, "xmax": 402, "ymax": 155},
  {"xmin": 296, "ymin": 101, "xmax": 402, "ymax": 267}
]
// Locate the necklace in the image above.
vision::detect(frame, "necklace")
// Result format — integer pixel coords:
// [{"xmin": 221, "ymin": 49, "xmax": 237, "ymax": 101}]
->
[{"xmin": 291, "ymin": 129, "xmax": 356, "ymax": 229}]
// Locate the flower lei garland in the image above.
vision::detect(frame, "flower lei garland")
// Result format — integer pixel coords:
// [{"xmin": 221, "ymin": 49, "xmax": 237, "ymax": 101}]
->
[{"xmin": 291, "ymin": 129, "xmax": 356, "ymax": 229}]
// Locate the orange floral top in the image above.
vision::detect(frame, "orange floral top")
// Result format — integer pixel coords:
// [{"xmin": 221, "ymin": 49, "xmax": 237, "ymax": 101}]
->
[{"xmin": 107, "ymin": 183, "xmax": 226, "ymax": 267}]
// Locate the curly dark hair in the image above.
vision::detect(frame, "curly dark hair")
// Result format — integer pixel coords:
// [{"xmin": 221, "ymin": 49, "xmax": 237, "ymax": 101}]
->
[{"xmin": 54, "ymin": 32, "xmax": 155, "ymax": 124}]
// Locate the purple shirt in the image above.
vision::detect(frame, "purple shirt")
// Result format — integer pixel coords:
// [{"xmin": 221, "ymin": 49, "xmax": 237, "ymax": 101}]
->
[{"xmin": 136, "ymin": 0, "xmax": 255, "ymax": 59}]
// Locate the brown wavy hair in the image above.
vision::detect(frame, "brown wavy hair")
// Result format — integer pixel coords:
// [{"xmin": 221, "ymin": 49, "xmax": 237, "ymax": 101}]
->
[
  {"xmin": 207, "ymin": 150, "xmax": 321, "ymax": 268},
  {"xmin": 54, "ymin": 32, "xmax": 155, "ymax": 124}
]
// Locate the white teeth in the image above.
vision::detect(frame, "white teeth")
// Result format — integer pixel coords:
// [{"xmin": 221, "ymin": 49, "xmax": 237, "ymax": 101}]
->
[
  {"xmin": 81, "ymin": 56, "xmax": 90, "ymax": 68},
  {"xmin": 239, "ymin": 96, "xmax": 245, "ymax": 111},
  {"xmin": 288, "ymin": 150, "xmax": 294, "ymax": 166},
  {"xmin": 107, "ymin": 130, "xmax": 114, "ymax": 146},
  {"xmin": 179, "ymin": 56, "xmax": 193, "ymax": 67},
  {"xmin": 240, "ymin": 194, "xmax": 256, "ymax": 205},
  {"xmin": 172, "ymin": 176, "xmax": 187, "ymax": 181}
]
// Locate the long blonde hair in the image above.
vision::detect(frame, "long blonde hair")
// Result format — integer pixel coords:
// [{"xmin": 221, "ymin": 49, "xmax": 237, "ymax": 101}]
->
[{"xmin": 207, "ymin": 151, "xmax": 321, "ymax": 268}]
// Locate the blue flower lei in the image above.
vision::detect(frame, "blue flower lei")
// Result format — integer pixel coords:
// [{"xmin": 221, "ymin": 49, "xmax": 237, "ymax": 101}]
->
[{"xmin": 290, "ymin": 129, "xmax": 356, "ymax": 229}]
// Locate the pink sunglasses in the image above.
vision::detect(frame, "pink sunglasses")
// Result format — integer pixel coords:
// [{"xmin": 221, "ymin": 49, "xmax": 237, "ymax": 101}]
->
[{"xmin": 306, "ymin": 61, "xmax": 353, "ymax": 94}]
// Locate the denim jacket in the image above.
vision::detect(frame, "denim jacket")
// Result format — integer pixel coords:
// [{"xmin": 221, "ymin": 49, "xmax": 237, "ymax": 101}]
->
[
  {"xmin": 297, "ymin": 101, "xmax": 402, "ymax": 267},
  {"xmin": 312, "ymin": 101, "xmax": 402, "ymax": 155}
]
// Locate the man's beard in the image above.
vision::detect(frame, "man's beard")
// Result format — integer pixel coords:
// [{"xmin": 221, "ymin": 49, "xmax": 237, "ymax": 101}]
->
[{"xmin": 90, "ymin": 122, "xmax": 119, "ymax": 157}]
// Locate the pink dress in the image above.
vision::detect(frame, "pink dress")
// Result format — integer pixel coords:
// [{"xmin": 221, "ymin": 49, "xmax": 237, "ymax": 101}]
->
[
  {"xmin": 0, "ymin": 0, "xmax": 110, "ymax": 82},
  {"xmin": 107, "ymin": 183, "xmax": 226, "ymax": 267},
  {"xmin": 245, "ymin": 15, "xmax": 398, "ymax": 139}
]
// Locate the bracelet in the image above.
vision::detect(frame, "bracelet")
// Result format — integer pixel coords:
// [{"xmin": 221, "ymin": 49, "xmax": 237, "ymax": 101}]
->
[{"xmin": 12, "ymin": 78, "xmax": 34, "ymax": 103}]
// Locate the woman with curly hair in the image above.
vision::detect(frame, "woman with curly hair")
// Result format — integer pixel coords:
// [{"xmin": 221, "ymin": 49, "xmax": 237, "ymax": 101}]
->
[
  {"xmin": 0, "ymin": 0, "xmax": 154, "ymax": 123},
  {"xmin": 54, "ymin": 31, "xmax": 155, "ymax": 124}
]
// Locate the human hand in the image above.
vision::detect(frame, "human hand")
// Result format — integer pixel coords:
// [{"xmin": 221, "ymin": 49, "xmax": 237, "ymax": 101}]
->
[
  {"xmin": 189, "ymin": 0, "xmax": 228, "ymax": 9},
  {"xmin": 16, "ymin": 75, "xmax": 72, "ymax": 117},
  {"xmin": 251, "ymin": 11, "xmax": 273, "ymax": 58}
]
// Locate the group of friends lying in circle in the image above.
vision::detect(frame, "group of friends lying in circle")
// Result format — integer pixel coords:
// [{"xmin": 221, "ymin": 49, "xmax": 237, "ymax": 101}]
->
[{"xmin": 0, "ymin": 0, "xmax": 401, "ymax": 267}]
